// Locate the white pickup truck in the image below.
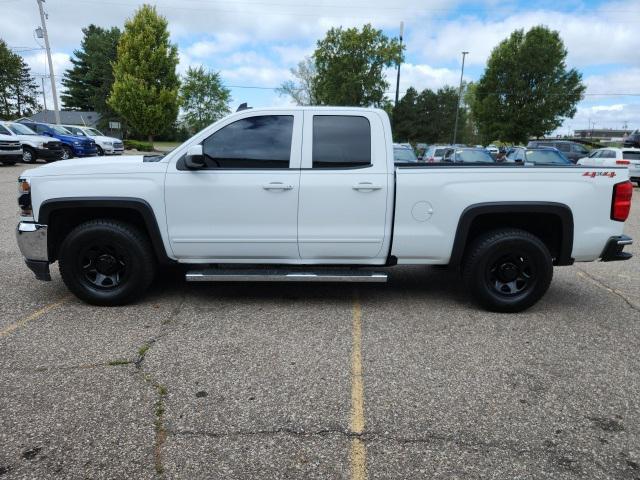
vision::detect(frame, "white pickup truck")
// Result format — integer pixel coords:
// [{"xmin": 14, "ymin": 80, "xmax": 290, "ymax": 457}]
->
[{"xmin": 16, "ymin": 107, "xmax": 633, "ymax": 312}]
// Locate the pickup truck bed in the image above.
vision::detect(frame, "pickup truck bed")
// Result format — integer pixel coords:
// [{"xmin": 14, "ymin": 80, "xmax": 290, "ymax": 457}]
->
[{"xmin": 15, "ymin": 107, "xmax": 633, "ymax": 312}]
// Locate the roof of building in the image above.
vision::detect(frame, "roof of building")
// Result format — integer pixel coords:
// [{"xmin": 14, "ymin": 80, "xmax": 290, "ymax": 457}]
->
[{"xmin": 28, "ymin": 110, "xmax": 101, "ymax": 127}]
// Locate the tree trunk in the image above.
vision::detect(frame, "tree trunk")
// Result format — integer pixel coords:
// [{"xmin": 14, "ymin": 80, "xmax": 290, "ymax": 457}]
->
[{"xmin": 148, "ymin": 134, "xmax": 154, "ymax": 149}]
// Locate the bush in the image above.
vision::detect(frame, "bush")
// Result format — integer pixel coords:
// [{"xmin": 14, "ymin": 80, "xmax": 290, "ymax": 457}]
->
[{"xmin": 124, "ymin": 140, "xmax": 154, "ymax": 151}]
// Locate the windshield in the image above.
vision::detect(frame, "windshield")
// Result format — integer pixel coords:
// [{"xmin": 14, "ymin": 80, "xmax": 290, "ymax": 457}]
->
[
  {"xmin": 85, "ymin": 128, "xmax": 103, "ymax": 136},
  {"xmin": 433, "ymin": 148, "xmax": 446, "ymax": 157},
  {"xmin": 623, "ymin": 151, "xmax": 640, "ymax": 160},
  {"xmin": 64, "ymin": 126, "xmax": 86, "ymax": 136},
  {"xmin": 525, "ymin": 150, "xmax": 571, "ymax": 165},
  {"xmin": 394, "ymin": 148, "xmax": 418, "ymax": 163},
  {"xmin": 51, "ymin": 125, "xmax": 72, "ymax": 135},
  {"xmin": 451, "ymin": 149, "xmax": 495, "ymax": 163},
  {"xmin": 8, "ymin": 123, "xmax": 36, "ymax": 135}
]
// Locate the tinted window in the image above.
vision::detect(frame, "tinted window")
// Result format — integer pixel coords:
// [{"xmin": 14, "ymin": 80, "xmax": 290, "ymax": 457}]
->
[
  {"xmin": 451, "ymin": 149, "xmax": 495, "ymax": 163},
  {"xmin": 602, "ymin": 150, "xmax": 616, "ymax": 158},
  {"xmin": 434, "ymin": 149, "xmax": 446, "ymax": 157},
  {"xmin": 0, "ymin": 125, "xmax": 11, "ymax": 135},
  {"xmin": 589, "ymin": 150, "xmax": 601, "ymax": 158},
  {"xmin": 571, "ymin": 143, "xmax": 588, "ymax": 154},
  {"xmin": 557, "ymin": 143, "xmax": 570, "ymax": 152},
  {"xmin": 313, "ymin": 116, "xmax": 371, "ymax": 168},
  {"xmin": 202, "ymin": 115, "xmax": 293, "ymax": 169},
  {"xmin": 35, "ymin": 124, "xmax": 49, "ymax": 134},
  {"xmin": 623, "ymin": 151, "xmax": 640, "ymax": 160}
]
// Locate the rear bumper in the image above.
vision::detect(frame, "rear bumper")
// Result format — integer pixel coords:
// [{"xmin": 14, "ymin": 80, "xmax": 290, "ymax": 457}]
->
[
  {"xmin": 16, "ymin": 222, "xmax": 51, "ymax": 280},
  {"xmin": 600, "ymin": 235, "xmax": 633, "ymax": 262}
]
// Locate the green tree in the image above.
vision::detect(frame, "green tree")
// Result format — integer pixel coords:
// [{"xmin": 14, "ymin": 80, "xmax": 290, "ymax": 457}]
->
[
  {"xmin": 277, "ymin": 56, "xmax": 318, "ymax": 106},
  {"xmin": 471, "ymin": 26, "xmax": 585, "ymax": 144},
  {"xmin": 179, "ymin": 66, "xmax": 231, "ymax": 133},
  {"xmin": 392, "ymin": 85, "xmax": 466, "ymax": 144},
  {"xmin": 61, "ymin": 25, "xmax": 121, "ymax": 121},
  {"xmin": 0, "ymin": 39, "xmax": 40, "ymax": 119},
  {"xmin": 108, "ymin": 4, "xmax": 180, "ymax": 144},
  {"xmin": 312, "ymin": 24, "xmax": 403, "ymax": 106}
]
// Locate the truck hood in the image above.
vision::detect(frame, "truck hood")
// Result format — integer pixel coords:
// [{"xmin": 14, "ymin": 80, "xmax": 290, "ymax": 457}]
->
[
  {"xmin": 15, "ymin": 134, "xmax": 54, "ymax": 144},
  {"xmin": 92, "ymin": 135, "xmax": 121, "ymax": 144},
  {"xmin": 21, "ymin": 154, "xmax": 166, "ymax": 178},
  {"xmin": 54, "ymin": 133, "xmax": 94, "ymax": 144}
]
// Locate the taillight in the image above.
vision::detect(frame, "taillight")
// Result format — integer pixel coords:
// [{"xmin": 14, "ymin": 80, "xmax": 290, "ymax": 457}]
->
[
  {"xmin": 428, "ymin": 157, "xmax": 434, "ymax": 163},
  {"xmin": 616, "ymin": 160, "xmax": 630, "ymax": 165},
  {"xmin": 611, "ymin": 181, "xmax": 632, "ymax": 222}
]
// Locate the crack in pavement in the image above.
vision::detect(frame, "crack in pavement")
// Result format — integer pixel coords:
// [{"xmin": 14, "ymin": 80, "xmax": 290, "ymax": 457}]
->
[{"xmin": 576, "ymin": 268, "xmax": 640, "ymax": 313}]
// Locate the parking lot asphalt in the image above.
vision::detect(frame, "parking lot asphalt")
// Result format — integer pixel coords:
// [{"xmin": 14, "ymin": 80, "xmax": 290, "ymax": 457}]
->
[{"xmin": 0, "ymin": 162, "xmax": 639, "ymax": 479}]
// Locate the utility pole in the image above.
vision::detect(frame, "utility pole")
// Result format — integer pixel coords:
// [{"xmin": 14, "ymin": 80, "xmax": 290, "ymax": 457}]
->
[
  {"xmin": 41, "ymin": 77, "xmax": 47, "ymax": 111},
  {"xmin": 36, "ymin": 0, "xmax": 60, "ymax": 124},
  {"xmin": 452, "ymin": 51, "xmax": 468, "ymax": 145},
  {"xmin": 394, "ymin": 21, "xmax": 404, "ymax": 108}
]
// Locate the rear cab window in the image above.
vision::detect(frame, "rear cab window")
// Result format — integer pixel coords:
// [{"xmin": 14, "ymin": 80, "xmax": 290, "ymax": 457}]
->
[
  {"xmin": 312, "ymin": 115, "xmax": 371, "ymax": 168},
  {"xmin": 623, "ymin": 151, "xmax": 640, "ymax": 160}
]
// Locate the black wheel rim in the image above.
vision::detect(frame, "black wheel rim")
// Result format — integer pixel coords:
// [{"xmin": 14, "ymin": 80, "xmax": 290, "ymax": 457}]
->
[
  {"xmin": 78, "ymin": 242, "xmax": 128, "ymax": 290},
  {"xmin": 486, "ymin": 251, "xmax": 535, "ymax": 296}
]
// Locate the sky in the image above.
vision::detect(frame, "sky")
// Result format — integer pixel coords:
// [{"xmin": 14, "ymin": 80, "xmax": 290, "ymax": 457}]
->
[{"xmin": 2, "ymin": 0, "xmax": 640, "ymax": 135}]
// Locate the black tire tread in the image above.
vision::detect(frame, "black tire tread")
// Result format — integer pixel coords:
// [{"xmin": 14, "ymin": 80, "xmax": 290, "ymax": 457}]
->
[
  {"xmin": 58, "ymin": 219, "xmax": 156, "ymax": 306},
  {"xmin": 462, "ymin": 228, "xmax": 553, "ymax": 313}
]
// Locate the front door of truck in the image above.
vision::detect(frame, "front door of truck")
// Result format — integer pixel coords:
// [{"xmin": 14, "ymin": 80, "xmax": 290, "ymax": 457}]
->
[{"xmin": 164, "ymin": 112, "xmax": 302, "ymax": 261}]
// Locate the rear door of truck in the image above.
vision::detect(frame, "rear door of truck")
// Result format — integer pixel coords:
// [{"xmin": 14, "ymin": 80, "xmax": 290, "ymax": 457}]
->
[{"xmin": 297, "ymin": 110, "xmax": 393, "ymax": 262}]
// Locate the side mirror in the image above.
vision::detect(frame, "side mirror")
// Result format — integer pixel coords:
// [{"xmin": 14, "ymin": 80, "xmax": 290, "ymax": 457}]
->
[{"xmin": 184, "ymin": 145, "xmax": 205, "ymax": 169}]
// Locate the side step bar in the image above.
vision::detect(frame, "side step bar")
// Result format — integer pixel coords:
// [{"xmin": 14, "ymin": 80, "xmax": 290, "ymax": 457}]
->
[{"xmin": 185, "ymin": 268, "xmax": 388, "ymax": 283}]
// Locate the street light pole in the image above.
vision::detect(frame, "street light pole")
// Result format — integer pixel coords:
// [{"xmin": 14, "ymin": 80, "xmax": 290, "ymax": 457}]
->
[
  {"xmin": 452, "ymin": 51, "xmax": 468, "ymax": 145},
  {"xmin": 394, "ymin": 21, "xmax": 404, "ymax": 108},
  {"xmin": 36, "ymin": 0, "xmax": 60, "ymax": 124}
]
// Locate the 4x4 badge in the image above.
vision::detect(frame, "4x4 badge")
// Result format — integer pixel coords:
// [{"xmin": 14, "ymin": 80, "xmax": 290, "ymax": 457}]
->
[{"xmin": 582, "ymin": 171, "xmax": 616, "ymax": 178}]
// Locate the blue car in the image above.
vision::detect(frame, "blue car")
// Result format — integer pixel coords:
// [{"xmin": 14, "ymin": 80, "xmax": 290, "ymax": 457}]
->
[{"xmin": 18, "ymin": 121, "xmax": 98, "ymax": 159}]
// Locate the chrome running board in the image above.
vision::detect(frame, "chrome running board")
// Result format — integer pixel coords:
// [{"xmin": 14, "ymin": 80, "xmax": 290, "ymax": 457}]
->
[{"xmin": 185, "ymin": 268, "xmax": 388, "ymax": 283}]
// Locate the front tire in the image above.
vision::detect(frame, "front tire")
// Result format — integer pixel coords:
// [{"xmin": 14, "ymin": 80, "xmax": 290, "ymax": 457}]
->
[
  {"xmin": 462, "ymin": 229, "xmax": 553, "ymax": 313},
  {"xmin": 58, "ymin": 220, "xmax": 156, "ymax": 306},
  {"xmin": 60, "ymin": 145, "xmax": 73, "ymax": 160},
  {"xmin": 22, "ymin": 146, "xmax": 36, "ymax": 163},
  {"xmin": 96, "ymin": 145, "xmax": 104, "ymax": 156}
]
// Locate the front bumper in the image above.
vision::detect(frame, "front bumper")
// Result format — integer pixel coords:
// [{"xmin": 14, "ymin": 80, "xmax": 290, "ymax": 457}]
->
[
  {"xmin": 36, "ymin": 147, "xmax": 63, "ymax": 160},
  {"xmin": 600, "ymin": 235, "xmax": 633, "ymax": 262},
  {"xmin": 72, "ymin": 145, "xmax": 98, "ymax": 156},
  {"xmin": 16, "ymin": 222, "xmax": 51, "ymax": 280}
]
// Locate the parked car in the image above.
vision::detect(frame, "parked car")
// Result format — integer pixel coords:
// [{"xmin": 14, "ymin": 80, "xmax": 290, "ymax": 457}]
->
[
  {"xmin": 0, "ymin": 121, "xmax": 63, "ymax": 163},
  {"xmin": 0, "ymin": 132, "xmax": 22, "ymax": 165},
  {"xmin": 393, "ymin": 143, "xmax": 419, "ymax": 164},
  {"xmin": 61, "ymin": 125, "xmax": 124, "ymax": 156},
  {"xmin": 17, "ymin": 121, "xmax": 98, "ymax": 159},
  {"xmin": 577, "ymin": 148, "xmax": 640, "ymax": 186},
  {"xmin": 486, "ymin": 145, "xmax": 499, "ymax": 159},
  {"xmin": 422, "ymin": 145, "xmax": 450, "ymax": 163},
  {"xmin": 623, "ymin": 130, "xmax": 640, "ymax": 148},
  {"xmin": 16, "ymin": 107, "xmax": 633, "ymax": 312},
  {"xmin": 443, "ymin": 147, "xmax": 495, "ymax": 164},
  {"xmin": 526, "ymin": 140, "xmax": 589, "ymax": 163},
  {"xmin": 507, "ymin": 147, "xmax": 572, "ymax": 165}
]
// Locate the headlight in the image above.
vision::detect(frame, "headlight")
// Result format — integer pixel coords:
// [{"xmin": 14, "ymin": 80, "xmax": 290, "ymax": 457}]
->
[
  {"xmin": 73, "ymin": 141, "xmax": 80, "ymax": 145},
  {"xmin": 104, "ymin": 142, "xmax": 113, "ymax": 146},
  {"xmin": 35, "ymin": 142, "xmax": 44, "ymax": 149},
  {"xmin": 18, "ymin": 178, "xmax": 32, "ymax": 217}
]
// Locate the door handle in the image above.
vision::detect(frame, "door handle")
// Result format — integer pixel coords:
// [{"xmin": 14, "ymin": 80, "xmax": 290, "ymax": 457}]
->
[
  {"xmin": 352, "ymin": 182, "xmax": 382, "ymax": 191},
  {"xmin": 263, "ymin": 182, "xmax": 293, "ymax": 190}
]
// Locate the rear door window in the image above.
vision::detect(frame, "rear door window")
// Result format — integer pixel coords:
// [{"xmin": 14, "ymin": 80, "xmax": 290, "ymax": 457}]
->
[{"xmin": 312, "ymin": 116, "xmax": 371, "ymax": 168}]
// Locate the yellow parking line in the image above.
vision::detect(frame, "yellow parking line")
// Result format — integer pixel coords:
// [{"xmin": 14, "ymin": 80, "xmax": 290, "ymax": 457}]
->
[
  {"xmin": 0, "ymin": 297, "xmax": 69, "ymax": 339},
  {"xmin": 350, "ymin": 294, "xmax": 367, "ymax": 480}
]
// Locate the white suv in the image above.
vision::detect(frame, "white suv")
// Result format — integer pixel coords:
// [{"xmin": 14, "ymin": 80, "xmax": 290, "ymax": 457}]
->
[{"xmin": 61, "ymin": 125, "xmax": 124, "ymax": 156}]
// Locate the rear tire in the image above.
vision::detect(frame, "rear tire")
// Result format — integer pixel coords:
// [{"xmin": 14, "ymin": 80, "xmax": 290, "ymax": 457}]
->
[
  {"xmin": 58, "ymin": 220, "xmax": 156, "ymax": 306},
  {"xmin": 462, "ymin": 228, "xmax": 553, "ymax": 313}
]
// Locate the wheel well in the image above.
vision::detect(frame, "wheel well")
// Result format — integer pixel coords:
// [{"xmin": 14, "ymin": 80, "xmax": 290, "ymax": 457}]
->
[
  {"xmin": 450, "ymin": 204, "xmax": 574, "ymax": 267},
  {"xmin": 44, "ymin": 205, "xmax": 172, "ymax": 264}
]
